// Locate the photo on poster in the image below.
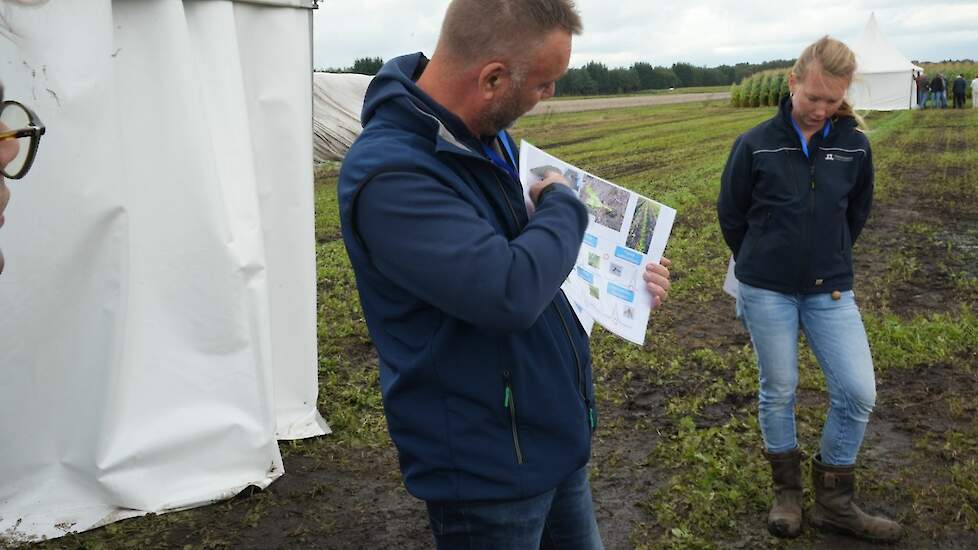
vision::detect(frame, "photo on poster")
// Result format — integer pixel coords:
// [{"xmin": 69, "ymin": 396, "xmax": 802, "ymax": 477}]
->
[
  {"xmin": 520, "ymin": 140, "xmax": 677, "ymax": 346},
  {"xmin": 563, "ymin": 168, "xmax": 582, "ymax": 192},
  {"xmin": 618, "ymin": 305, "xmax": 635, "ymax": 327},
  {"xmin": 580, "ymin": 174, "xmax": 629, "ymax": 232},
  {"xmin": 530, "ymin": 164, "xmax": 563, "ymax": 181},
  {"xmin": 529, "ymin": 165, "xmax": 584, "ymax": 195},
  {"xmin": 587, "ymin": 252, "xmax": 601, "ymax": 269},
  {"xmin": 625, "ymin": 196, "xmax": 661, "ymax": 253}
]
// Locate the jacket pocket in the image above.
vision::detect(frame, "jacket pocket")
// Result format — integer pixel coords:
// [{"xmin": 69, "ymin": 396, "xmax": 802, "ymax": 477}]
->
[
  {"xmin": 502, "ymin": 370, "xmax": 524, "ymax": 465},
  {"xmin": 741, "ymin": 211, "xmax": 772, "ymax": 262}
]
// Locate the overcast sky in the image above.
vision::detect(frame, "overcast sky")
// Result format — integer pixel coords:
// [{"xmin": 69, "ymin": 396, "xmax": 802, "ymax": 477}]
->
[{"xmin": 312, "ymin": 1, "xmax": 978, "ymax": 70}]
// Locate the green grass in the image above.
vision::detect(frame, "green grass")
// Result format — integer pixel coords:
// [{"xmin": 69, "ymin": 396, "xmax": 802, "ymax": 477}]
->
[
  {"xmin": 310, "ymin": 162, "xmax": 389, "ymax": 448},
  {"xmin": 513, "ymin": 104, "xmax": 978, "ymax": 546},
  {"xmin": 549, "ymin": 85, "xmax": 730, "ymax": 101},
  {"xmin": 309, "ymin": 103, "xmax": 978, "ymax": 545},
  {"xmin": 31, "ymin": 101, "xmax": 977, "ymax": 549}
]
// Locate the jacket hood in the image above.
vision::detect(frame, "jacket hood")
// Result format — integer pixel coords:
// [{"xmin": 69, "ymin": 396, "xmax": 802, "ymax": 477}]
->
[
  {"xmin": 360, "ymin": 53, "xmax": 425, "ymax": 125},
  {"xmin": 360, "ymin": 53, "xmax": 479, "ymax": 156}
]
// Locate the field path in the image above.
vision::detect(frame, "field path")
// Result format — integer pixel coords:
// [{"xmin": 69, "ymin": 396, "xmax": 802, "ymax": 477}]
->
[{"xmin": 526, "ymin": 91, "xmax": 731, "ymax": 116}]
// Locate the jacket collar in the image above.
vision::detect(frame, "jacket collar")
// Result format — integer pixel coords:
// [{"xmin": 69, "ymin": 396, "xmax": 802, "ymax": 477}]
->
[
  {"xmin": 362, "ymin": 53, "xmax": 484, "ymax": 160},
  {"xmin": 776, "ymin": 95, "xmax": 856, "ymax": 144}
]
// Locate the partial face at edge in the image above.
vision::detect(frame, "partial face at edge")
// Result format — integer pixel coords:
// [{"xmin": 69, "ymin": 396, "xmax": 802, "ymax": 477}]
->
[{"xmin": 788, "ymin": 64, "xmax": 850, "ymax": 133}]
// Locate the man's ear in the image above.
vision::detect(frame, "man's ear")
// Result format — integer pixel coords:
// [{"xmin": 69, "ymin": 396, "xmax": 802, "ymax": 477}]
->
[{"xmin": 478, "ymin": 62, "xmax": 509, "ymax": 99}]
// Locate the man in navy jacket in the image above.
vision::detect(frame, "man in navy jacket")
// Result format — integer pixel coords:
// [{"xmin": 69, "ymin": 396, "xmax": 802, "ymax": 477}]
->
[{"xmin": 339, "ymin": 1, "xmax": 670, "ymax": 547}]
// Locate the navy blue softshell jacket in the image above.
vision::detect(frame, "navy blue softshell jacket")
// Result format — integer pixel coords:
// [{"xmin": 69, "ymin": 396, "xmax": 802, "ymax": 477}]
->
[
  {"xmin": 338, "ymin": 53, "xmax": 595, "ymax": 503},
  {"xmin": 718, "ymin": 97, "xmax": 874, "ymax": 294}
]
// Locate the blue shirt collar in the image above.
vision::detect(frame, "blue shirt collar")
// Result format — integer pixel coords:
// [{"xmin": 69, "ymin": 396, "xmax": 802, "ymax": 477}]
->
[
  {"xmin": 480, "ymin": 132, "xmax": 519, "ymax": 182},
  {"xmin": 790, "ymin": 116, "xmax": 831, "ymax": 159}
]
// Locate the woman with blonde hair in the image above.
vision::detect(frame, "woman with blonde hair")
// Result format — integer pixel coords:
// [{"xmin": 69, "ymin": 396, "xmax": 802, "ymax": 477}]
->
[{"xmin": 717, "ymin": 36, "xmax": 901, "ymax": 542}]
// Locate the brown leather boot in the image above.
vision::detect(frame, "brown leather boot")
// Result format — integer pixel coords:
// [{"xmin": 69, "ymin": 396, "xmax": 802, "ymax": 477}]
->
[
  {"xmin": 763, "ymin": 447, "xmax": 803, "ymax": 538},
  {"xmin": 810, "ymin": 455, "xmax": 902, "ymax": 542}
]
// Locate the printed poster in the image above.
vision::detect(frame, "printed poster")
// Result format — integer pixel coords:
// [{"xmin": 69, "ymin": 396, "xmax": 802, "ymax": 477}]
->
[{"xmin": 518, "ymin": 141, "xmax": 676, "ymax": 345}]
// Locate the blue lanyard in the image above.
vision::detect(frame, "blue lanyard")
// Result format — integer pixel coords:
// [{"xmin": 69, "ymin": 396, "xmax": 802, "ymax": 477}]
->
[
  {"xmin": 481, "ymin": 132, "xmax": 519, "ymax": 182},
  {"xmin": 790, "ymin": 117, "xmax": 830, "ymax": 159}
]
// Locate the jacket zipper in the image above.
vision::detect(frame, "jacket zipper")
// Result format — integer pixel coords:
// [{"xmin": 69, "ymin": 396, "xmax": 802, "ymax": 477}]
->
[
  {"xmin": 489, "ymin": 157, "xmax": 593, "ymax": 430},
  {"xmin": 489, "ymin": 168, "xmax": 524, "ymax": 233},
  {"xmin": 800, "ymin": 159, "xmax": 816, "ymax": 289},
  {"xmin": 502, "ymin": 370, "xmax": 524, "ymax": 464}
]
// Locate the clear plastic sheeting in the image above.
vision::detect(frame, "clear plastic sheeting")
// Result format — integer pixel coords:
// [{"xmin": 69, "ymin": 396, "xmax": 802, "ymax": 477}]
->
[
  {"xmin": 0, "ymin": 0, "xmax": 325, "ymax": 543},
  {"xmin": 312, "ymin": 72, "xmax": 372, "ymax": 163}
]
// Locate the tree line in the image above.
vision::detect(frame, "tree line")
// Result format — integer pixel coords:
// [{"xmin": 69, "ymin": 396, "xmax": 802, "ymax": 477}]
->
[
  {"xmin": 555, "ymin": 60, "xmax": 792, "ymax": 96},
  {"xmin": 318, "ymin": 56, "xmax": 385, "ymax": 76},
  {"xmin": 317, "ymin": 56, "xmax": 795, "ymax": 96}
]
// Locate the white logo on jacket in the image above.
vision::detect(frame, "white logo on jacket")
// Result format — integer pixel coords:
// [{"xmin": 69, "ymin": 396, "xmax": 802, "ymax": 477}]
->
[{"xmin": 824, "ymin": 153, "xmax": 852, "ymax": 162}]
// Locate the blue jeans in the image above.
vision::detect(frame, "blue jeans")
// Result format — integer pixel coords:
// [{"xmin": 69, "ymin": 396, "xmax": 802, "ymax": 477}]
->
[
  {"xmin": 426, "ymin": 466, "xmax": 603, "ymax": 550},
  {"xmin": 936, "ymin": 90, "xmax": 948, "ymax": 108},
  {"xmin": 918, "ymin": 90, "xmax": 929, "ymax": 109},
  {"xmin": 737, "ymin": 282, "xmax": 876, "ymax": 466}
]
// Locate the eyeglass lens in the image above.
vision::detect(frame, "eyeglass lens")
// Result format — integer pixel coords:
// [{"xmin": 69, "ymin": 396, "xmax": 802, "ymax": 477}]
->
[{"xmin": 0, "ymin": 102, "xmax": 31, "ymax": 176}]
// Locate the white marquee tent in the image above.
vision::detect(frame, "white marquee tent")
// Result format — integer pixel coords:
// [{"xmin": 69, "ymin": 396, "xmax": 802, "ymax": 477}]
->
[
  {"xmin": 0, "ymin": 0, "xmax": 327, "ymax": 543},
  {"xmin": 848, "ymin": 13, "xmax": 922, "ymax": 111}
]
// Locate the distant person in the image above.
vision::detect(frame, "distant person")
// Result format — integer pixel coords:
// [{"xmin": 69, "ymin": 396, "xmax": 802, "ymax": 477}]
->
[
  {"xmin": 972, "ymin": 74, "xmax": 978, "ymax": 108},
  {"xmin": 930, "ymin": 73, "xmax": 947, "ymax": 108},
  {"xmin": 952, "ymin": 74, "xmax": 967, "ymax": 108},
  {"xmin": 718, "ymin": 36, "xmax": 902, "ymax": 542},
  {"xmin": 915, "ymin": 72, "xmax": 929, "ymax": 109},
  {"xmin": 338, "ymin": 0, "xmax": 671, "ymax": 548}
]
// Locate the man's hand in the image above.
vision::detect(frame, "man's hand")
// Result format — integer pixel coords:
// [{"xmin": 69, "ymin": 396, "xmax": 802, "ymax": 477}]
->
[
  {"xmin": 643, "ymin": 257, "xmax": 672, "ymax": 309},
  {"xmin": 528, "ymin": 170, "xmax": 570, "ymax": 205}
]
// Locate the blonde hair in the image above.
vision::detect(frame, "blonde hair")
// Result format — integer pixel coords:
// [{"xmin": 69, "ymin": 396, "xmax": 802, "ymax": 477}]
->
[{"xmin": 792, "ymin": 35, "xmax": 866, "ymax": 130}]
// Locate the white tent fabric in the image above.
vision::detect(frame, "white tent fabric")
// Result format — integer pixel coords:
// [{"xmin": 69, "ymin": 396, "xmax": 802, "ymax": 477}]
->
[
  {"xmin": 233, "ymin": 3, "xmax": 330, "ymax": 442},
  {"xmin": 313, "ymin": 72, "xmax": 372, "ymax": 163},
  {"xmin": 848, "ymin": 13, "xmax": 917, "ymax": 111},
  {"xmin": 0, "ymin": 0, "xmax": 325, "ymax": 543}
]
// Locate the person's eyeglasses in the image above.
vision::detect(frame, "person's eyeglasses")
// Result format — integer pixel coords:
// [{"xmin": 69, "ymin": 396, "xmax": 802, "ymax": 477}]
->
[{"xmin": 0, "ymin": 100, "xmax": 45, "ymax": 180}]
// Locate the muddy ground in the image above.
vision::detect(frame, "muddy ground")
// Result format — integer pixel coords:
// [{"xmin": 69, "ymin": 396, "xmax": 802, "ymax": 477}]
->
[
  {"xmin": 103, "ymin": 207, "xmax": 974, "ymax": 550},
  {"xmin": 32, "ymin": 110, "xmax": 978, "ymax": 550},
  {"xmin": 256, "ymin": 114, "xmax": 974, "ymax": 549}
]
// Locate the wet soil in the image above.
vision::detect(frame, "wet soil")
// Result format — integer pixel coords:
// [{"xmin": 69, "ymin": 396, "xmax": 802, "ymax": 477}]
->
[
  {"xmin": 284, "ymin": 114, "xmax": 975, "ymax": 548},
  {"xmin": 30, "ymin": 115, "xmax": 978, "ymax": 550}
]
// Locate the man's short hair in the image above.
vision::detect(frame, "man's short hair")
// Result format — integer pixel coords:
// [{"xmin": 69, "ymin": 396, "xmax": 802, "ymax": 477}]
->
[{"xmin": 437, "ymin": 0, "xmax": 582, "ymax": 68}]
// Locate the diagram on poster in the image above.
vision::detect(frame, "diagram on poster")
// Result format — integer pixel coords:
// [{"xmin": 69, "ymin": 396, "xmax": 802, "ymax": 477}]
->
[{"xmin": 518, "ymin": 141, "xmax": 677, "ymax": 345}]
